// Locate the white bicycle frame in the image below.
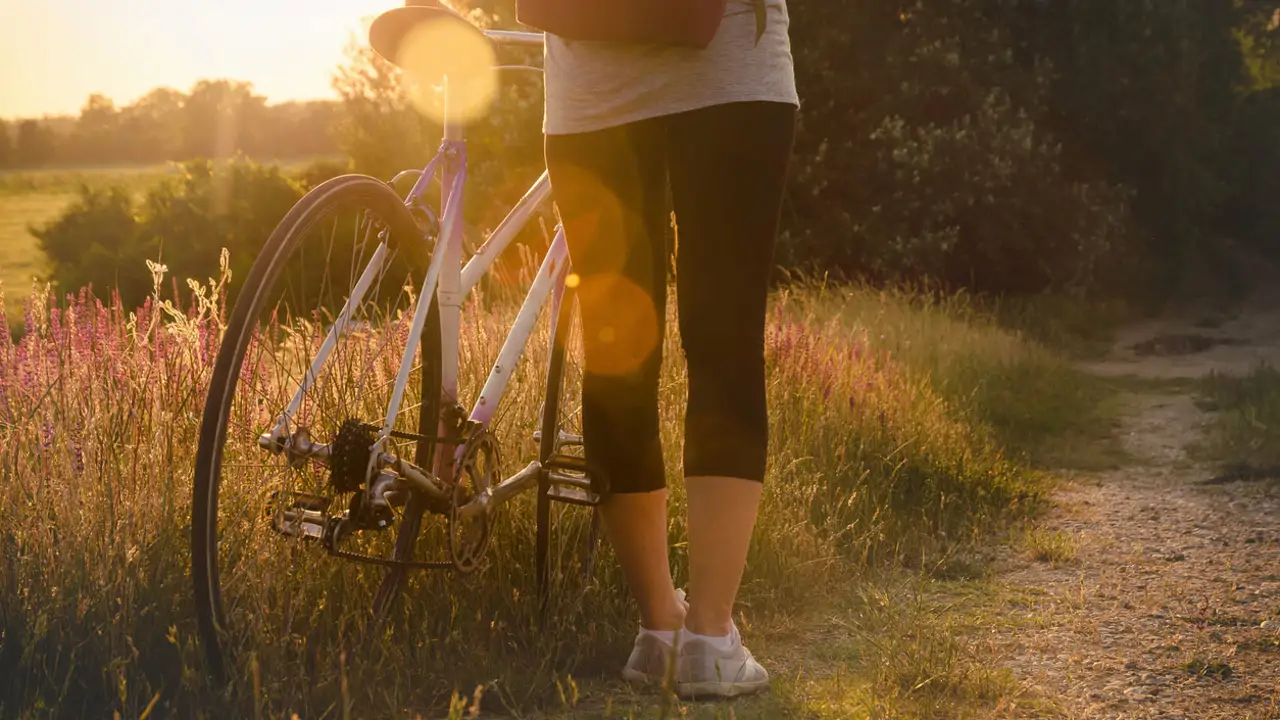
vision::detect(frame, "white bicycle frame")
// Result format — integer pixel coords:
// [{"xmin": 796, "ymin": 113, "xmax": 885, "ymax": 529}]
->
[{"xmin": 262, "ymin": 29, "xmax": 571, "ymax": 511}]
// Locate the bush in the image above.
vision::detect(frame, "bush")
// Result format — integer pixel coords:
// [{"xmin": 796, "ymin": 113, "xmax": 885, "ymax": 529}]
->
[
  {"xmin": 33, "ymin": 157, "xmax": 305, "ymax": 308},
  {"xmin": 295, "ymin": 157, "xmax": 354, "ymax": 191},
  {"xmin": 781, "ymin": 0, "xmax": 1136, "ymax": 295},
  {"xmin": 33, "ymin": 186, "xmax": 149, "ymax": 304},
  {"xmin": 1222, "ymin": 88, "xmax": 1280, "ymax": 258}
]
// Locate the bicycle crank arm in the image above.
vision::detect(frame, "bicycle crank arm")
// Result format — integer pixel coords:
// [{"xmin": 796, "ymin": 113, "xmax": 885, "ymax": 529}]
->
[{"xmin": 456, "ymin": 461, "xmax": 542, "ymax": 521}]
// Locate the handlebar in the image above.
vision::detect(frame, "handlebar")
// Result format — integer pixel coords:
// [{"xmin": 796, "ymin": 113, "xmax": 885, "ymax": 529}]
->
[{"xmin": 482, "ymin": 29, "xmax": 546, "ymax": 47}]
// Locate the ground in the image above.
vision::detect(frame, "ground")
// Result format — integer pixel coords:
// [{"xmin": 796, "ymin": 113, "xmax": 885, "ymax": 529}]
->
[
  {"xmin": 978, "ymin": 294, "xmax": 1280, "ymax": 719},
  {"xmin": 529, "ymin": 297, "xmax": 1280, "ymax": 720}
]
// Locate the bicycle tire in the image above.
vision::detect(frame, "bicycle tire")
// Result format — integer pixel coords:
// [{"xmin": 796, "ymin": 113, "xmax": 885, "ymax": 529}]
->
[
  {"xmin": 192, "ymin": 174, "xmax": 442, "ymax": 682},
  {"xmin": 368, "ymin": 295, "xmax": 441, "ymax": 628},
  {"xmin": 536, "ymin": 285, "xmax": 602, "ymax": 609}
]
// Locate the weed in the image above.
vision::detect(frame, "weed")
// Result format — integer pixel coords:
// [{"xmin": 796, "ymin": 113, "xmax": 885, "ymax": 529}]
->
[
  {"xmin": 1184, "ymin": 658, "xmax": 1234, "ymax": 679},
  {"xmin": 0, "ymin": 266, "xmax": 1099, "ymax": 717},
  {"xmin": 1021, "ymin": 529, "xmax": 1081, "ymax": 566},
  {"xmin": 1195, "ymin": 366, "xmax": 1280, "ymax": 468}
]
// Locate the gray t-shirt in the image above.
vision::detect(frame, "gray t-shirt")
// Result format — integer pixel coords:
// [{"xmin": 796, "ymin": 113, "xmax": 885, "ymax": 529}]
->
[{"xmin": 542, "ymin": 0, "xmax": 800, "ymax": 135}]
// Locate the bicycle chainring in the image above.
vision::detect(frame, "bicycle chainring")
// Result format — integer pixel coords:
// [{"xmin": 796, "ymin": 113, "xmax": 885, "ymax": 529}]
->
[{"xmin": 448, "ymin": 429, "xmax": 498, "ymax": 573}]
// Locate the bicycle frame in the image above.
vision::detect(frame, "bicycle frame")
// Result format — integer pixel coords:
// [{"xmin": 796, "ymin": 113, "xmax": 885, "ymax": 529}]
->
[{"xmin": 260, "ymin": 29, "xmax": 569, "ymax": 517}]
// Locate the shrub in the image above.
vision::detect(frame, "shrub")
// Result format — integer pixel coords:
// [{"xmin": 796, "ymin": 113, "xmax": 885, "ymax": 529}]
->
[
  {"xmin": 33, "ymin": 157, "xmax": 304, "ymax": 308},
  {"xmin": 32, "ymin": 186, "xmax": 149, "ymax": 305},
  {"xmin": 1222, "ymin": 87, "xmax": 1280, "ymax": 259},
  {"xmin": 294, "ymin": 157, "xmax": 354, "ymax": 191},
  {"xmin": 781, "ymin": 0, "xmax": 1136, "ymax": 295}
]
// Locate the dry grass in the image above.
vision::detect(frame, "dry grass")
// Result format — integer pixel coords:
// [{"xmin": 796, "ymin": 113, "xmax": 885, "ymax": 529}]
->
[
  {"xmin": 1195, "ymin": 365, "xmax": 1280, "ymax": 470},
  {"xmin": 1021, "ymin": 528, "xmax": 1081, "ymax": 567},
  {"xmin": 0, "ymin": 264, "xmax": 1114, "ymax": 718}
]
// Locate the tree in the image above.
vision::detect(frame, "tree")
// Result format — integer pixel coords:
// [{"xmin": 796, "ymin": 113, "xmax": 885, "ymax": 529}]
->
[
  {"xmin": 332, "ymin": 41, "xmax": 439, "ymax": 181},
  {"xmin": 0, "ymin": 119, "xmax": 12, "ymax": 168},
  {"xmin": 14, "ymin": 120, "xmax": 57, "ymax": 167},
  {"xmin": 259, "ymin": 100, "xmax": 340, "ymax": 159},
  {"xmin": 118, "ymin": 88, "xmax": 186, "ymax": 164},
  {"xmin": 33, "ymin": 157, "xmax": 305, "ymax": 308},
  {"xmin": 182, "ymin": 80, "xmax": 268, "ymax": 159},
  {"xmin": 69, "ymin": 94, "xmax": 121, "ymax": 165},
  {"xmin": 980, "ymin": 0, "xmax": 1249, "ymax": 295},
  {"xmin": 1240, "ymin": 4, "xmax": 1280, "ymax": 90}
]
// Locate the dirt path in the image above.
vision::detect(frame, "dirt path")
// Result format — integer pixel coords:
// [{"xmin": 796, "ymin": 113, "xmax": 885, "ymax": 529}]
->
[{"xmin": 986, "ymin": 305, "xmax": 1280, "ymax": 719}]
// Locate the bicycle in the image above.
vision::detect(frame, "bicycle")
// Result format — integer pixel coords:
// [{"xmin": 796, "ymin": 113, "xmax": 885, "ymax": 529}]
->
[{"xmin": 191, "ymin": 7, "xmax": 601, "ymax": 681}]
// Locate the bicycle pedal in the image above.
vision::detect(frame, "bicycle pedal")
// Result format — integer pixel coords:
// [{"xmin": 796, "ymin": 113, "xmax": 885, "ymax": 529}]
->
[
  {"xmin": 544, "ymin": 453, "xmax": 588, "ymax": 473},
  {"xmin": 269, "ymin": 500, "xmax": 329, "ymax": 541},
  {"xmin": 546, "ymin": 484, "xmax": 600, "ymax": 507},
  {"xmin": 532, "ymin": 430, "xmax": 584, "ymax": 448}
]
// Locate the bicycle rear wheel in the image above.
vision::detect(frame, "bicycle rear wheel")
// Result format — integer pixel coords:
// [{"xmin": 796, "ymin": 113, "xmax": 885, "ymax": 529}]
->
[{"xmin": 192, "ymin": 174, "xmax": 442, "ymax": 682}]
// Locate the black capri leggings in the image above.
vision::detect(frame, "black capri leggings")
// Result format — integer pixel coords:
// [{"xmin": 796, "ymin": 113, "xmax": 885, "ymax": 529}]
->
[{"xmin": 544, "ymin": 101, "xmax": 796, "ymax": 494}]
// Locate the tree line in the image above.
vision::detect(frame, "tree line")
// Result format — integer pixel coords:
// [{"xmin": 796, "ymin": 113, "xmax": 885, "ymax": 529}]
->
[
  {"xmin": 28, "ymin": 0, "xmax": 1280, "ymax": 309},
  {"xmin": 0, "ymin": 80, "xmax": 341, "ymax": 168}
]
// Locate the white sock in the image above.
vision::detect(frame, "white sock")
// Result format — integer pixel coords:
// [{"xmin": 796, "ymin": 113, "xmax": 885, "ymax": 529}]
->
[
  {"xmin": 682, "ymin": 624, "xmax": 738, "ymax": 653},
  {"xmin": 639, "ymin": 627, "xmax": 677, "ymax": 645}
]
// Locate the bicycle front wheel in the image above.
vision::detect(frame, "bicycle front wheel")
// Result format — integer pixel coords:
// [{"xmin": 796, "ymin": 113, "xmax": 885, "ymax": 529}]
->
[
  {"xmin": 537, "ymin": 285, "xmax": 603, "ymax": 606},
  {"xmin": 191, "ymin": 174, "xmax": 442, "ymax": 682}
]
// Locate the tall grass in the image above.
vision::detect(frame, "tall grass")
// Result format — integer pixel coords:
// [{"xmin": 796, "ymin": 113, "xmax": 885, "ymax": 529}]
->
[
  {"xmin": 784, "ymin": 283, "xmax": 1120, "ymax": 469},
  {"xmin": 1197, "ymin": 365, "xmax": 1280, "ymax": 468},
  {"xmin": 0, "ymin": 268, "xmax": 1095, "ymax": 718}
]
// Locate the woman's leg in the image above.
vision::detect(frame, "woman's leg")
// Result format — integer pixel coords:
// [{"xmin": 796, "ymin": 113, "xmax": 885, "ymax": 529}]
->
[
  {"xmin": 665, "ymin": 101, "xmax": 797, "ymax": 638},
  {"xmin": 544, "ymin": 121, "xmax": 684, "ymax": 633}
]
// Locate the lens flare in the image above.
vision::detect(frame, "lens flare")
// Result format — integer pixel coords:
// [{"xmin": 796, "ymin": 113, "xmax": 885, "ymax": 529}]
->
[
  {"xmin": 396, "ymin": 19, "xmax": 497, "ymax": 124},
  {"xmin": 577, "ymin": 274, "xmax": 660, "ymax": 377}
]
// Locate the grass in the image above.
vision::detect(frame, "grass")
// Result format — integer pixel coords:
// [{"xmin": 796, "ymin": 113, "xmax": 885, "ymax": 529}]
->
[
  {"xmin": 986, "ymin": 291, "xmax": 1135, "ymax": 361},
  {"xmin": 0, "ymin": 263, "xmax": 1115, "ymax": 718},
  {"xmin": 0, "ymin": 165, "xmax": 183, "ymax": 197},
  {"xmin": 1183, "ymin": 658, "xmax": 1235, "ymax": 679},
  {"xmin": 1194, "ymin": 365, "xmax": 1280, "ymax": 469},
  {"xmin": 527, "ymin": 575, "xmax": 1030, "ymax": 719},
  {"xmin": 1020, "ymin": 528, "xmax": 1081, "ymax": 566},
  {"xmin": 784, "ymin": 283, "xmax": 1125, "ymax": 471},
  {"xmin": 0, "ymin": 192, "xmax": 70, "ymax": 320}
]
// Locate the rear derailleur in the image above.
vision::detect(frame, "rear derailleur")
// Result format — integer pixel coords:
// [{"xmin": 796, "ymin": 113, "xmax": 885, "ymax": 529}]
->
[{"xmin": 269, "ymin": 419, "xmax": 404, "ymax": 546}]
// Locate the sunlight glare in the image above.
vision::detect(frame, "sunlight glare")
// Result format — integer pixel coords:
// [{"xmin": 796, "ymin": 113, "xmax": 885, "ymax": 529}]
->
[
  {"xmin": 577, "ymin": 275, "xmax": 660, "ymax": 377},
  {"xmin": 396, "ymin": 19, "xmax": 497, "ymax": 124}
]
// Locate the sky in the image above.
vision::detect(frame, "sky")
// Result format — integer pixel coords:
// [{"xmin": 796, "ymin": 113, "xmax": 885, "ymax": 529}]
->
[{"xmin": 0, "ymin": 0, "xmax": 396, "ymax": 118}]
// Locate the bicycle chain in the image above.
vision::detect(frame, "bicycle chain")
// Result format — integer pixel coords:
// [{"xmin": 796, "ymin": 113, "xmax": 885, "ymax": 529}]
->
[
  {"xmin": 328, "ymin": 545, "xmax": 454, "ymax": 570},
  {"xmin": 356, "ymin": 422, "xmax": 465, "ymax": 446}
]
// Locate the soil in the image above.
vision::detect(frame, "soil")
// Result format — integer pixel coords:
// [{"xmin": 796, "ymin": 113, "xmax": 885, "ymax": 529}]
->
[{"xmin": 986, "ymin": 299, "xmax": 1280, "ymax": 719}]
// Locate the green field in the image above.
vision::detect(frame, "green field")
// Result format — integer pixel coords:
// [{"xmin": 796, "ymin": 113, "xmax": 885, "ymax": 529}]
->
[
  {"xmin": 0, "ymin": 162, "xmax": 325, "ymax": 326},
  {"xmin": 0, "ymin": 192, "xmax": 69, "ymax": 315},
  {"xmin": 0, "ymin": 166, "xmax": 183, "ymax": 324}
]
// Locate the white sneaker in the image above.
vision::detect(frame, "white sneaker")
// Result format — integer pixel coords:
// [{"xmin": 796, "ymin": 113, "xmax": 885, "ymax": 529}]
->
[
  {"xmin": 675, "ymin": 623, "xmax": 770, "ymax": 699},
  {"xmin": 620, "ymin": 589, "xmax": 690, "ymax": 685}
]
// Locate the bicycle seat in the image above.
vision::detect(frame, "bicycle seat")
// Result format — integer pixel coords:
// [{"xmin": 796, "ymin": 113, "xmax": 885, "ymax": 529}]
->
[{"xmin": 370, "ymin": 0, "xmax": 493, "ymax": 69}]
